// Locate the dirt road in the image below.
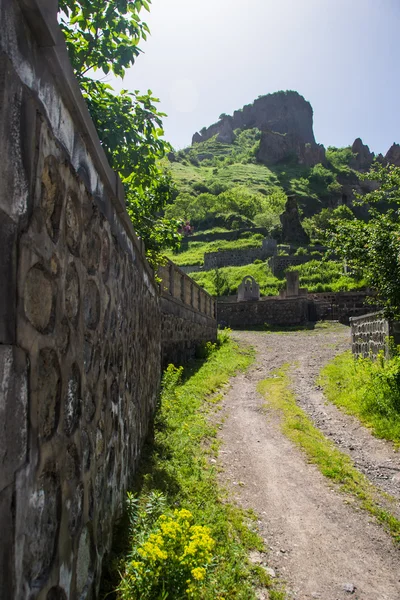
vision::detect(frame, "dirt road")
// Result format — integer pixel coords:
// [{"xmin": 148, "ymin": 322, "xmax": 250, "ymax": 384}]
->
[{"xmin": 218, "ymin": 324, "xmax": 400, "ymax": 600}]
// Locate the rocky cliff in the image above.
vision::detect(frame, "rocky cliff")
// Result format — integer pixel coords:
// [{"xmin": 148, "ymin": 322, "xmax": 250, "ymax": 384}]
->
[
  {"xmin": 192, "ymin": 91, "xmax": 315, "ymax": 146},
  {"xmin": 385, "ymin": 143, "xmax": 400, "ymax": 166},
  {"xmin": 256, "ymin": 131, "xmax": 327, "ymax": 167}
]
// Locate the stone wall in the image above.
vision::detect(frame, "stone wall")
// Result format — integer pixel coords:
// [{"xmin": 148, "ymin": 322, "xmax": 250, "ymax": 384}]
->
[
  {"xmin": 0, "ymin": 2, "xmax": 216, "ymax": 599},
  {"xmin": 217, "ymin": 291, "xmax": 375, "ymax": 329},
  {"xmin": 204, "ymin": 246, "xmax": 268, "ymax": 269},
  {"xmin": 158, "ymin": 261, "xmax": 217, "ymax": 366},
  {"xmin": 350, "ymin": 313, "xmax": 400, "ymax": 359},
  {"xmin": 268, "ymin": 255, "xmax": 315, "ymax": 276},
  {"xmin": 309, "ymin": 291, "xmax": 377, "ymax": 324},
  {"xmin": 217, "ymin": 297, "xmax": 310, "ymax": 328},
  {"xmin": 181, "ymin": 227, "xmax": 269, "ymax": 244},
  {"xmin": 177, "ymin": 264, "xmax": 205, "ymax": 274}
]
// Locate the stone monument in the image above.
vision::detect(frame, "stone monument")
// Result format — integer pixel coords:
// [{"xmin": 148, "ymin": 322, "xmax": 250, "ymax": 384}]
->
[
  {"xmin": 286, "ymin": 270, "xmax": 300, "ymax": 297},
  {"xmin": 237, "ymin": 276, "xmax": 260, "ymax": 302}
]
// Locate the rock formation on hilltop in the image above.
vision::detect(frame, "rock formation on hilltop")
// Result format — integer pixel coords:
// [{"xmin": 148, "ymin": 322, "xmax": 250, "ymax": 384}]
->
[
  {"xmin": 385, "ymin": 143, "xmax": 400, "ymax": 166},
  {"xmin": 349, "ymin": 138, "xmax": 375, "ymax": 171},
  {"xmin": 192, "ymin": 91, "xmax": 328, "ymax": 168},
  {"xmin": 192, "ymin": 91, "xmax": 315, "ymax": 146},
  {"xmin": 192, "ymin": 92, "xmax": 400, "ymax": 172}
]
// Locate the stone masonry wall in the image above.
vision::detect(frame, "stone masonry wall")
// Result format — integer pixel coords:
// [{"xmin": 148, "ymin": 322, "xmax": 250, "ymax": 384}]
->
[
  {"xmin": 0, "ymin": 2, "xmax": 216, "ymax": 599},
  {"xmin": 158, "ymin": 261, "xmax": 217, "ymax": 366},
  {"xmin": 204, "ymin": 246, "xmax": 269, "ymax": 270},
  {"xmin": 309, "ymin": 291, "xmax": 377, "ymax": 324},
  {"xmin": 268, "ymin": 255, "xmax": 315, "ymax": 277},
  {"xmin": 350, "ymin": 313, "xmax": 400, "ymax": 359},
  {"xmin": 217, "ymin": 297, "xmax": 310, "ymax": 328}
]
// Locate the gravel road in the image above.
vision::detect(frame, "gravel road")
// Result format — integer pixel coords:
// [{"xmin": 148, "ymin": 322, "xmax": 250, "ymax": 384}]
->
[{"xmin": 217, "ymin": 324, "xmax": 400, "ymax": 600}]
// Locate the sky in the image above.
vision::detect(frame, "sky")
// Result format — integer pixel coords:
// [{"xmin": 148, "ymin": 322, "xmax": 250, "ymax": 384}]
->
[{"xmin": 112, "ymin": 0, "xmax": 400, "ymax": 155}]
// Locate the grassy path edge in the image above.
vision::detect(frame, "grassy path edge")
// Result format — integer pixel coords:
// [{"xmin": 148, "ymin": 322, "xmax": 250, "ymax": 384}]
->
[
  {"xmin": 102, "ymin": 337, "xmax": 286, "ymax": 599},
  {"xmin": 257, "ymin": 365, "xmax": 400, "ymax": 545}
]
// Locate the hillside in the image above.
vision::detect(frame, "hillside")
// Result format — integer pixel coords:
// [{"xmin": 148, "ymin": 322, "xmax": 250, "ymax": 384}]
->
[{"xmin": 163, "ymin": 90, "xmax": 398, "ymax": 295}]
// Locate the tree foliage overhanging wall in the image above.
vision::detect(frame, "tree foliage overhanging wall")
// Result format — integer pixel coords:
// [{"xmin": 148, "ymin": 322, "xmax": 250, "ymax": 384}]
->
[{"xmin": 59, "ymin": 0, "xmax": 180, "ymax": 262}]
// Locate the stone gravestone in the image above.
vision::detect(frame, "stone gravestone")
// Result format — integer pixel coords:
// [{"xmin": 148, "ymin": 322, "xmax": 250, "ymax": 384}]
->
[
  {"xmin": 286, "ymin": 270, "xmax": 299, "ymax": 297},
  {"xmin": 237, "ymin": 276, "xmax": 260, "ymax": 302}
]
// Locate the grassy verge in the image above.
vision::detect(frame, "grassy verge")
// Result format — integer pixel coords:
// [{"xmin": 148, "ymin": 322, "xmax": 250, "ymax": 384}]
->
[
  {"xmin": 257, "ymin": 365, "xmax": 400, "ymax": 544},
  {"xmin": 189, "ymin": 261, "xmax": 365, "ymax": 297},
  {"xmin": 288, "ymin": 260, "xmax": 367, "ymax": 293},
  {"xmin": 319, "ymin": 351, "xmax": 400, "ymax": 445},
  {"xmin": 165, "ymin": 234, "xmax": 264, "ymax": 267},
  {"xmin": 102, "ymin": 336, "xmax": 286, "ymax": 599},
  {"xmin": 190, "ymin": 262, "xmax": 281, "ymax": 296}
]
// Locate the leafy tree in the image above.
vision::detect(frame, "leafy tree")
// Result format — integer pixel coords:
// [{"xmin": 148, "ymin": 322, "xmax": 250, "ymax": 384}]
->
[
  {"xmin": 325, "ymin": 163, "xmax": 400, "ymax": 317},
  {"xmin": 303, "ymin": 205, "xmax": 355, "ymax": 243},
  {"xmin": 326, "ymin": 146, "xmax": 355, "ymax": 171},
  {"xmin": 212, "ymin": 269, "xmax": 229, "ymax": 297},
  {"xmin": 59, "ymin": 0, "xmax": 180, "ymax": 263}
]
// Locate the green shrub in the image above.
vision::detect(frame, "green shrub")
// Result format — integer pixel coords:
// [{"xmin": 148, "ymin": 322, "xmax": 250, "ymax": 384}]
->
[{"xmin": 320, "ymin": 351, "xmax": 400, "ymax": 444}]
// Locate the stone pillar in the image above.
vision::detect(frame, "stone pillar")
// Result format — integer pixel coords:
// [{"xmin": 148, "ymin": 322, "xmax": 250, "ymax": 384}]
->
[{"xmin": 286, "ymin": 271, "xmax": 299, "ymax": 297}]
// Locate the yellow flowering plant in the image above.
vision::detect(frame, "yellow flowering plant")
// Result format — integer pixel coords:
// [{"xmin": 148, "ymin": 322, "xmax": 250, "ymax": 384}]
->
[{"xmin": 118, "ymin": 502, "xmax": 215, "ymax": 599}]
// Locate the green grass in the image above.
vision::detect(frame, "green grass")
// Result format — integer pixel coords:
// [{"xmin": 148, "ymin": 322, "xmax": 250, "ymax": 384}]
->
[
  {"xmin": 165, "ymin": 234, "xmax": 264, "ymax": 266},
  {"xmin": 257, "ymin": 365, "xmax": 400, "ymax": 543},
  {"xmin": 168, "ymin": 159, "xmax": 280, "ymax": 197},
  {"xmin": 103, "ymin": 337, "xmax": 286, "ymax": 599},
  {"xmin": 289, "ymin": 260, "xmax": 367, "ymax": 293},
  {"xmin": 319, "ymin": 351, "xmax": 400, "ymax": 445},
  {"xmin": 188, "ymin": 259, "xmax": 366, "ymax": 297},
  {"xmin": 190, "ymin": 262, "xmax": 282, "ymax": 296}
]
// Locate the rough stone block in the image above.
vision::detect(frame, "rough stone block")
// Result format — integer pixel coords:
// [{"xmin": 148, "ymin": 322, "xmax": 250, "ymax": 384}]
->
[
  {"xmin": 0, "ymin": 346, "xmax": 28, "ymax": 492},
  {"xmin": 0, "ymin": 484, "xmax": 15, "ymax": 598},
  {"xmin": 0, "ymin": 211, "xmax": 18, "ymax": 343}
]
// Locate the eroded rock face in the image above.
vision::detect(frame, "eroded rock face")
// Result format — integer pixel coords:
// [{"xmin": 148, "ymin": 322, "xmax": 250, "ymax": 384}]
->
[
  {"xmin": 256, "ymin": 131, "xmax": 326, "ymax": 167},
  {"xmin": 385, "ymin": 143, "xmax": 400, "ymax": 166},
  {"xmin": 192, "ymin": 91, "xmax": 315, "ymax": 145},
  {"xmin": 280, "ymin": 196, "xmax": 310, "ymax": 245},
  {"xmin": 298, "ymin": 142, "xmax": 327, "ymax": 167},
  {"xmin": 350, "ymin": 138, "xmax": 374, "ymax": 171}
]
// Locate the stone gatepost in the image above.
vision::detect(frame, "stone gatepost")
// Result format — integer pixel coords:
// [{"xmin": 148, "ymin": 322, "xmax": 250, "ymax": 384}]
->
[{"xmin": 286, "ymin": 271, "xmax": 299, "ymax": 297}]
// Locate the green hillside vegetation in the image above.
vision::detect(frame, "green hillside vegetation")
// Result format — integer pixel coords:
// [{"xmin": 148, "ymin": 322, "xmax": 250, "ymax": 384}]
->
[
  {"xmin": 163, "ymin": 126, "xmax": 375, "ymax": 293},
  {"xmin": 189, "ymin": 260, "xmax": 364, "ymax": 297},
  {"xmin": 166, "ymin": 135, "xmax": 358, "ymax": 236},
  {"xmin": 287, "ymin": 261, "xmax": 367, "ymax": 293},
  {"xmin": 165, "ymin": 233, "xmax": 264, "ymax": 266}
]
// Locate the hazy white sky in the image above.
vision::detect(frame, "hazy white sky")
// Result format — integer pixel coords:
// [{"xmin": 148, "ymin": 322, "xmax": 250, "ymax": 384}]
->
[{"xmin": 113, "ymin": 0, "xmax": 400, "ymax": 154}]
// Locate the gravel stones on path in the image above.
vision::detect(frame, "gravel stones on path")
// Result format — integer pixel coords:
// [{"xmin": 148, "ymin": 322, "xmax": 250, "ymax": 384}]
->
[{"xmin": 217, "ymin": 325, "xmax": 400, "ymax": 600}]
